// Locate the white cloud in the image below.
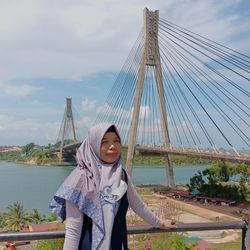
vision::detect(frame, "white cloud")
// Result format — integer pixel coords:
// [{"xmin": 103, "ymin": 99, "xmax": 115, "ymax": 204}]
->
[
  {"xmin": 81, "ymin": 98, "xmax": 97, "ymax": 111},
  {"xmin": 0, "ymin": 0, "xmax": 249, "ymax": 146},
  {"xmin": 0, "ymin": 82, "xmax": 42, "ymax": 97},
  {"xmin": 0, "ymin": 113, "xmax": 93, "ymax": 145},
  {"xmin": 0, "ymin": 113, "xmax": 59, "ymax": 145},
  {"xmin": 0, "ymin": 0, "xmax": 248, "ymax": 80},
  {"xmin": 97, "ymin": 104, "xmax": 150, "ymax": 120},
  {"xmin": 97, "ymin": 103, "xmax": 131, "ymax": 119},
  {"xmin": 74, "ymin": 116, "xmax": 92, "ymax": 140},
  {"xmin": 0, "ymin": 1, "xmax": 39, "ymax": 36}
]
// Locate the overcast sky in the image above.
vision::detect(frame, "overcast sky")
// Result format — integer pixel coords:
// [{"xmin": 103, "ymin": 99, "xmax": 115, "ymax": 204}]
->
[{"xmin": 0, "ymin": 0, "xmax": 249, "ymax": 146}]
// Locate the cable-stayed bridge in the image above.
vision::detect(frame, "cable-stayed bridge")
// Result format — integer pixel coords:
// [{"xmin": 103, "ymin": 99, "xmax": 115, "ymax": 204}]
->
[{"xmin": 59, "ymin": 8, "xmax": 250, "ymax": 186}]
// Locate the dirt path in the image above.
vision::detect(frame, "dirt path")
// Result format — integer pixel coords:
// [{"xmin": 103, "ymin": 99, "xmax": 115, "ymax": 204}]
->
[
  {"xmin": 164, "ymin": 196, "xmax": 240, "ymax": 221},
  {"xmin": 143, "ymin": 194, "xmax": 242, "ymax": 244}
]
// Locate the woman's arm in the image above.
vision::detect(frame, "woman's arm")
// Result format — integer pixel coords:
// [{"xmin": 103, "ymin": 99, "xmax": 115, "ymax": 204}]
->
[
  {"xmin": 127, "ymin": 175, "xmax": 176, "ymax": 229},
  {"xmin": 63, "ymin": 200, "xmax": 83, "ymax": 250},
  {"xmin": 126, "ymin": 175, "xmax": 164, "ymax": 227}
]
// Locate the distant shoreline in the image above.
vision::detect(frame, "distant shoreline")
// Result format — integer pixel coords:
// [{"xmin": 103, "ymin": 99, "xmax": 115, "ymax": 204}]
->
[{"xmin": 1, "ymin": 157, "xmax": 210, "ymax": 168}]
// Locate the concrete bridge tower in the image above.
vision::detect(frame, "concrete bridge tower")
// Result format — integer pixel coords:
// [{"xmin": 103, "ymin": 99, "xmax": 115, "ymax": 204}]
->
[
  {"xmin": 59, "ymin": 98, "xmax": 77, "ymax": 161},
  {"xmin": 126, "ymin": 8, "xmax": 175, "ymax": 187}
]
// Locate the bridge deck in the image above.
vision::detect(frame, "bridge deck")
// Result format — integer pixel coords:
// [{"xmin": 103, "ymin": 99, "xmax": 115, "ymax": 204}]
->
[
  {"xmin": 135, "ymin": 145, "xmax": 250, "ymax": 164},
  {"xmin": 63, "ymin": 142, "xmax": 250, "ymax": 164}
]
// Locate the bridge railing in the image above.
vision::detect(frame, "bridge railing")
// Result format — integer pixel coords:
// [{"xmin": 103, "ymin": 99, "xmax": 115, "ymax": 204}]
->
[{"xmin": 0, "ymin": 220, "xmax": 249, "ymax": 250}]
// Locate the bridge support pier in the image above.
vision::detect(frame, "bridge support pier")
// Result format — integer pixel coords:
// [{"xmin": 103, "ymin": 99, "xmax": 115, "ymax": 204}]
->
[{"xmin": 164, "ymin": 155, "xmax": 175, "ymax": 187}]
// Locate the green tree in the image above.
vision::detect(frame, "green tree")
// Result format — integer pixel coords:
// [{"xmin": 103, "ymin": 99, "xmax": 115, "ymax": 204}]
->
[
  {"xmin": 188, "ymin": 171, "xmax": 204, "ymax": 192},
  {"xmin": 210, "ymin": 161, "xmax": 231, "ymax": 182},
  {"xmin": 236, "ymin": 163, "xmax": 250, "ymax": 182},
  {"xmin": 202, "ymin": 168, "xmax": 218, "ymax": 185},
  {"xmin": 4, "ymin": 201, "xmax": 31, "ymax": 231},
  {"xmin": 29, "ymin": 209, "xmax": 46, "ymax": 224},
  {"xmin": 238, "ymin": 166, "xmax": 248, "ymax": 200},
  {"xmin": 46, "ymin": 213, "xmax": 58, "ymax": 222},
  {"xmin": 22, "ymin": 142, "xmax": 35, "ymax": 156}
]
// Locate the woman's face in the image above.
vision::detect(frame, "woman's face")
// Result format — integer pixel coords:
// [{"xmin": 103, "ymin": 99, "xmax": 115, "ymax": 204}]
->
[{"xmin": 100, "ymin": 132, "xmax": 121, "ymax": 163}]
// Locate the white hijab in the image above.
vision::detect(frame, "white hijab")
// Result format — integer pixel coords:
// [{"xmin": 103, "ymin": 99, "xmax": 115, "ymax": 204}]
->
[
  {"xmin": 51, "ymin": 123, "xmax": 127, "ymax": 249},
  {"xmin": 75, "ymin": 123, "xmax": 126, "ymax": 249}
]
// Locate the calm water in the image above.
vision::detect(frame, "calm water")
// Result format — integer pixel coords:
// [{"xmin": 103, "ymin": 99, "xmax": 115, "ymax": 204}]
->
[{"xmin": 0, "ymin": 161, "xmax": 209, "ymax": 215}]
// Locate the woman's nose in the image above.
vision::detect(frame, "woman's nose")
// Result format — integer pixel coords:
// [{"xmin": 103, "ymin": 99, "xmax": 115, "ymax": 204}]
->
[{"xmin": 109, "ymin": 144, "xmax": 115, "ymax": 150}]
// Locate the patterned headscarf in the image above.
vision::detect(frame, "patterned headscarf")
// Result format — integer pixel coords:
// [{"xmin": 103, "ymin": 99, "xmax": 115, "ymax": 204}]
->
[{"xmin": 50, "ymin": 123, "xmax": 124, "ymax": 249}]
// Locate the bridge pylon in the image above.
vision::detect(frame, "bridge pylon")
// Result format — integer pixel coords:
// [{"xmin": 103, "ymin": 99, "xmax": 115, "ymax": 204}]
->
[
  {"xmin": 58, "ymin": 98, "xmax": 77, "ymax": 162},
  {"xmin": 126, "ymin": 8, "xmax": 175, "ymax": 187}
]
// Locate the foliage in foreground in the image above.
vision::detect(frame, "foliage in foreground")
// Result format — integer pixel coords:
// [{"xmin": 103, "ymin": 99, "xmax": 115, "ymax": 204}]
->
[
  {"xmin": 35, "ymin": 222, "xmax": 65, "ymax": 250},
  {"xmin": 35, "ymin": 238, "xmax": 64, "ymax": 250},
  {"xmin": 130, "ymin": 233, "xmax": 193, "ymax": 250}
]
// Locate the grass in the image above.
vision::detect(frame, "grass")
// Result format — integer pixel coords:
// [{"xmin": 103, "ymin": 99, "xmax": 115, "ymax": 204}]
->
[{"xmin": 214, "ymin": 239, "xmax": 241, "ymax": 250}]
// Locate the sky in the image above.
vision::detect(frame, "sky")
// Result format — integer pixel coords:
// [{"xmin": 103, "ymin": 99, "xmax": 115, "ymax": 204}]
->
[{"xmin": 0, "ymin": 0, "xmax": 249, "ymax": 146}]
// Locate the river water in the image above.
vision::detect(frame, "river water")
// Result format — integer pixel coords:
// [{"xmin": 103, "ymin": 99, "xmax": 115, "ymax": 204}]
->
[{"xmin": 0, "ymin": 161, "xmax": 209, "ymax": 215}]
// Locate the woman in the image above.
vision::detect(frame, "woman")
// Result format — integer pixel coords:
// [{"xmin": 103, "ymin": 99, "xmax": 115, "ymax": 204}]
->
[{"xmin": 50, "ymin": 123, "xmax": 175, "ymax": 250}]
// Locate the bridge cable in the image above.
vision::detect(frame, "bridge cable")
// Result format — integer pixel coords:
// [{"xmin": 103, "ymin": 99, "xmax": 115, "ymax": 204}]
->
[
  {"xmin": 164, "ymin": 44, "xmax": 250, "ymax": 146},
  {"xmin": 158, "ymin": 23, "xmax": 250, "ymax": 98},
  {"xmin": 159, "ymin": 22, "xmax": 250, "ymax": 81},
  {"xmin": 160, "ymin": 60, "xmax": 200, "ymax": 147},
  {"xmin": 159, "ymin": 42, "xmax": 213, "ymax": 148},
  {"xmin": 159, "ymin": 18, "xmax": 250, "ymax": 62},
  {"xmin": 154, "ymin": 63, "xmax": 191, "ymax": 146},
  {"xmin": 159, "ymin": 34, "xmax": 250, "ymax": 120},
  {"xmin": 159, "ymin": 19, "xmax": 250, "ymax": 72},
  {"xmin": 160, "ymin": 47, "xmax": 216, "ymax": 148},
  {"xmin": 164, "ymin": 49, "xmax": 234, "ymax": 148},
  {"xmin": 96, "ymin": 29, "xmax": 143, "ymax": 125}
]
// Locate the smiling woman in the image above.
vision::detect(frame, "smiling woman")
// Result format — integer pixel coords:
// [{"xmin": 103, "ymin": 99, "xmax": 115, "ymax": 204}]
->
[{"xmin": 50, "ymin": 123, "xmax": 175, "ymax": 250}]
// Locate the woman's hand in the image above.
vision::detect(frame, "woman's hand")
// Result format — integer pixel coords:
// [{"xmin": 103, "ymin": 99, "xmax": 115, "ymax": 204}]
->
[{"xmin": 160, "ymin": 219, "xmax": 176, "ymax": 229}]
